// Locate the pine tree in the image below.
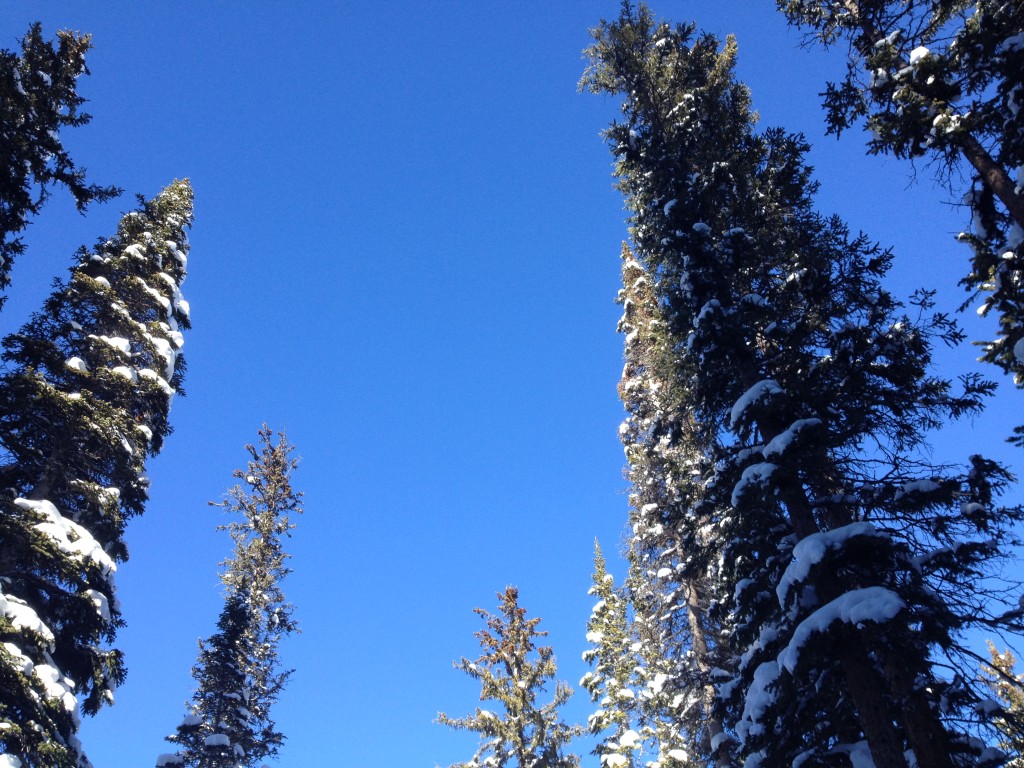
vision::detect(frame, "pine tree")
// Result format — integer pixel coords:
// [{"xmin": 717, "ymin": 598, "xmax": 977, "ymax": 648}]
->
[
  {"xmin": 581, "ymin": 542, "xmax": 694, "ymax": 768},
  {"xmin": 982, "ymin": 642, "xmax": 1024, "ymax": 768},
  {"xmin": 0, "ymin": 180, "xmax": 193, "ymax": 768},
  {"xmin": 437, "ymin": 587, "xmax": 582, "ymax": 768},
  {"xmin": 777, "ymin": 0, "xmax": 1024, "ymax": 406},
  {"xmin": 159, "ymin": 427, "xmax": 302, "ymax": 768},
  {"xmin": 582, "ymin": 541, "xmax": 643, "ymax": 768},
  {"xmin": 0, "ymin": 23, "xmax": 120, "ymax": 307},
  {"xmin": 585, "ymin": 5, "xmax": 1023, "ymax": 767},
  {"xmin": 613, "ymin": 245, "xmax": 729, "ymax": 767}
]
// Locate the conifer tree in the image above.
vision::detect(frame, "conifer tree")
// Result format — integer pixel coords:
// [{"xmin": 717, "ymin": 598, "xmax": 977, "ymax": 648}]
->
[
  {"xmin": 613, "ymin": 245, "xmax": 728, "ymax": 767},
  {"xmin": 159, "ymin": 427, "xmax": 302, "ymax": 768},
  {"xmin": 0, "ymin": 180, "xmax": 193, "ymax": 768},
  {"xmin": 582, "ymin": 542, "xmax": 643, "ymax": 768},
  {"xmin": 581, "ymin": 542, "xmax": 694, "ymax": 768},
  {"xmin": 585, "ymin": 5, "xmax": 1023, "ymax": 767},
  {"xmin": 437, "ymin": 587, "xmax": 582, "ymax": 768},
  {"xmin": 982, "ymin": 642, "xmax": 1024, "ymax": 768},
  {"xmin": 777, "ymin": 1, "xmax": 1024, "ymax": 403},
  {"xmin": 0, "ymin": 23, "xmax": 120, "ymax": 307}
]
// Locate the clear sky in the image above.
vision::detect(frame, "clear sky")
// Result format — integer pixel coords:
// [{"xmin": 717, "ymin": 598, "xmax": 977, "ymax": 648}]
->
[{"xmin": 1, "ymin": 3, "xmax": 1019, "ymax": 768}]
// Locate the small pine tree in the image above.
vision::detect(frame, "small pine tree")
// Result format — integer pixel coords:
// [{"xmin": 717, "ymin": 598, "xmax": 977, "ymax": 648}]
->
[
  {"xmin": 0, "ymin": 23, "xmax": 120, "ymax": 307},
  {"xmin": 437, "ymin": 587, "xmax": 582, "ymax": 768},
  {"xmin": 581, "ymin": 542, "xmax": 694, "ymax": 768},
  {"xmin": 159, "ymin": 427, "xmax": 302, "ymax": 768},
  {"xmin": 778, "ymin": 0, "xmax": 1024, "ymax": 404},
  {"xmin": 582, "ymin": 541, "xmax": 643, "ymax": 768},
  {"xmin": 982, "ymin": 642, "xmax": 1024, "ymax": 767},
  {"xmin": 0, "ymin": 180, "xmax": 193, "ymax": 768}
]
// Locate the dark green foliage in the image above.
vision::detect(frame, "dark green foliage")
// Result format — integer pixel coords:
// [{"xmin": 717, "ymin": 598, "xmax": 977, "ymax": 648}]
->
[
  {"xmin": 161, "ymin": 427, "xmax": 302, "ymax": 768},
  {"xmin": 0, "ymin": 180, "xmax": 193, "ymax": 768},
  {"xmin": 587, "ymin": 4, "xmax": 1022, "ymax": 766},
  {"xmin": 778, "ymin": 0, "xmax": 1024, "ymax": 396},
  {"xmin": 160, "ymin": 595, "xmax": 256, "ymax": 768},
  {"xmin": 0, "ymin": 23, "xmax": 120, "ymax": 308},
  {"xmin": 437, "ymin": 587, "xmax": 582, "ymax": 768}
]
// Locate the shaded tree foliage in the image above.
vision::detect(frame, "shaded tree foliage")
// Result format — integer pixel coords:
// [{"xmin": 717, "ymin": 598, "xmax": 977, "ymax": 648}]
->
[
  {"xmin": 0, "ymin": 23, "xmax": 119, "ymax": 308},
  {"xmin": 778, "ymin": 0, "xmax": 1024, "ymax": 407}
]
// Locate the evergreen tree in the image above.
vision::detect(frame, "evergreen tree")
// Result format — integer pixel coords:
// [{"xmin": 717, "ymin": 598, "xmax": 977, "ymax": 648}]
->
[
  {"xmin": 613, "ymin": 245, "xmax": 729, "ymax": 767},
  {"xmin": 981, "ymin": 642, "xmax": 1024, "ymax": 767},
  {"xmin": 159, "ymin": 427, "xmax": 302, "ymax": 768},
  {"xmin": 0, "ymin": 23, "xmax": 120, "ymax": 308},
  {"xmin": 585, "ymin": 5, "xmax": 1022, "ymax": 767},
  {"xmin": 777, "ymin": 0, "xmax": 1024, "ymax": 404},
  {"xmin": 582, "ymin": 541, "xmax": 643, "ymax": 768},
  {"xmin": 581, "ymin": 542, "xmax": 694, "ymax": 768},
  {"xmin": 0, "ymin": 180, "xmax": 193, "ymax": 768},
  {"xmin": 437, "ymin": 587, "xmax": 582, "ymax": 768}
]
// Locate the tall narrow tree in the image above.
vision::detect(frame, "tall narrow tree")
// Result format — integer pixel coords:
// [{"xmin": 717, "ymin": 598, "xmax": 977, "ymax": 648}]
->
[
  {"xmin": 437, "ymin": 587, "xmax": 582, "ymax": 768},
  {"xmin": 612, "ymin": 244, "xmax": 729, "ymax": 767},
  {"xmin": 159, "ymin": 427, "xmax": 302, "ymax": 768},
  {"xmin": 0, "ymin": 180, "xmax": 193, "ymax": 768},
  {"xmin": 778, "ymin": 0, "xmax": 1024, "ymax": 405},
  {"xmin": 585, "ymin": 5, "xmax": 1022, "ymax": 767},
  {"xmin": 582, "ymin": 541, "xmax": 695, "ymax": 768},
  {"xmin": 0, "ymin": 23, "xmax": 120, "ymax": 308}
]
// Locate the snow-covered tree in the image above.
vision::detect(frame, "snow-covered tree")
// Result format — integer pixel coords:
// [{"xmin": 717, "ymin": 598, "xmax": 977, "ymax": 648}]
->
[
  {"xmin": 982, "ymin": 642, "xmax": 1024, "ymax": 767},
  {"xmin": 582, "ymin": 541, "xmax": 643, "ymax": 768},
  {"xmin": 778, "ymin": 0, "xmax": 1024, "ymax": 404},
  {"xmin": 159, "ymin": 427, "xmax": 302, "ymax": 768},
  {"xmin": 585, "ymin": 5, "xmax": 1023, "ymax": 767},
  {"xmin": 0, "ymin": 23, "xmax": 120, "ymax": 308},
  {"xmin": 0, "ymin": 180, "xmax": 193, "ymax": 768},
  {"xmin": 613, "ymin": 244, "xmax": 728, "ymax": 768},
  {"xmin": 581, "ymin": 541, "xmax": 694, "ymax": 768},
  {"xmin": 437, "ymin": 587, "xmax": 582, "ymax": 768}
]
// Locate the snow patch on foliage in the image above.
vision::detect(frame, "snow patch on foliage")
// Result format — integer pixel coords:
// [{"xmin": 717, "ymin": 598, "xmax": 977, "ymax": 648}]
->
[
  {"xmin": 776, "ymin": 523, "xmax": 885, "ymax": 612},
  {"xmin": 34, "ymin": 663, "xmax": 78, "ymax": 712},
  {"xmin": 737, "ymin": 660, "xmax": 779, "ymax": 741},
  {"xmin": 731, "ymin": 463, "xmax": 777, "ymax": 506},
  {"xmin": 777, "ymin": 587, "xmax": 905, "ymax": 672},
  {"xmin": 15, "ymin": 498, "xmax": 116, "ymax": 577},
  {"xmin": 762, "ymin": 418, "xmax": 822, "ymax": 460},
  {"xmin": 0, "ymin": 592, "xmax": 54, "ymax": 644},
  {"xmin": 729, "ymin": 380, "xmax": 783, "ymax": 429},
  {"xmin": 894, "ymin": 479, "xmax": 940, "ymax": 500}
]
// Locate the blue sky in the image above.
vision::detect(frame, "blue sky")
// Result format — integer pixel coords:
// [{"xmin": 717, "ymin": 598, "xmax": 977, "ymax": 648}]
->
[{"xmin": 1, "ymin": 3, "xmax": 1019, "ymax": 767}]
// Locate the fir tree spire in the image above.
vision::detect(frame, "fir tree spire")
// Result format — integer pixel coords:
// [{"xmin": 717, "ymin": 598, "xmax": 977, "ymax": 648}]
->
[
  {"xmin": 159, "ymin": 427, "xmax": 302, "ymax": 768},
  {"xmin": 0, "ymin": 180, "xmax": 193, "ymax": 768},
  {"xmin": 581, "ymin": 541, "xmax": 695, "ymax": 768},
  {"xmin": 437, "ymin": 587, "xmax": 582, "ymax": 768},
  {"xmin": 581, "ymin": 541, "xmax": 642, "ymax": 768}
]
